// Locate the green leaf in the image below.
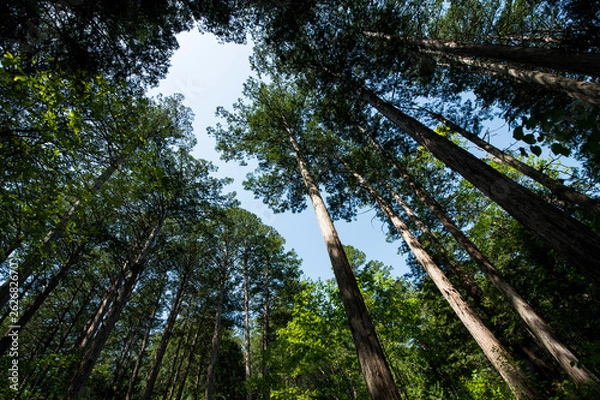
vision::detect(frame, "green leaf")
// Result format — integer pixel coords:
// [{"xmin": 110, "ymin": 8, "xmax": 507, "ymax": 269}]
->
[
  {"xmin": 530, "ymin": 145, "xmax": 542, "ymax": 156},
  {"xmin": 550, "ymin": 143, "xmax": 571, "ymax": 157},
  {"xmin": 513, "ymin": 126, "xmax": 524, "ymax": 140},
  {"xmin": 523, "ymin": 134, "xmax": 536, "ymax": 144}
]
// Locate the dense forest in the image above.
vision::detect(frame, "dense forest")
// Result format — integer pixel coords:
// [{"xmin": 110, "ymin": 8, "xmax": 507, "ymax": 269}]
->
[{"xmin": 1, "ymin": 0, "xmax": 600, "ymax": 399}]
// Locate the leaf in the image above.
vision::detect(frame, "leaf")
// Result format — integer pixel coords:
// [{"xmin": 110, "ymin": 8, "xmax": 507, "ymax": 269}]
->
[
  {"xmin": 522, "ymin": 134, "xmax": 536, "ymax": 144},
  {"xmin": 550, "ymin": 143, "xmax": 571, "ymax": 157},
  {"xmin": 530, "ymin": 145, "xmax": 542, "ymax": 156},
  {"xmin": 513, "ymin": 126, "xmax": 524, "ymax": 140}
]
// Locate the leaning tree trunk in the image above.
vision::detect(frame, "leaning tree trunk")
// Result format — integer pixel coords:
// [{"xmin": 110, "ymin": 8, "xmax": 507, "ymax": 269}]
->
[
  {"xmin": 262, "ymin": 261, "xmax": 271, "ymax": 400},
  {"xmin": 419, "ymin": 109, "xmax": 600, "ymax": 214},
  {"xmin": 364, "ymin": 33, "xmax": 600, "ymax": 78},
  {"xmin": 174, "ymin": 317, "xmax": 204, "ymax": 400},
  {"xmin": 435, "ymin": 52, "xmax": 600, "ymax": 105},
  {"xmin": 140, "ymin": 270, "xmax": 189, "ymax": 400},
  {"xmin": 62, "ymin": 216, "xmax": 165, "ymax": 400},
  {"xmin": 284, "ymin": 121, "xmax": 402, "ymax": 400},
  {"xmin": 362, "ymin": 133, "xmax": 600, "ymax": 388},
  {"xmin": 205, "ymin": 264, "xmax": 227, "ymax": 400},
  {"xmin": 347, "ymin": 165, "xmax": 536, "ymax": 399},
  {"xmin": 356, "ymin": 86, "xmax": 600, "ymax": 284}
]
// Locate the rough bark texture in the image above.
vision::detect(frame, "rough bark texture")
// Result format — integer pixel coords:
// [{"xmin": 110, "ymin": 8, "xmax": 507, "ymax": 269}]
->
[
  {"xmin": 359, "ymin": 88, "xmax": 600, "ymax": 284},
  {"xmin": 285, "ymin": 123, "xmax": 402, "ymax": 400},
  {"xmin": 349, "ymin": 167, "xmax": 536, "ymax": 399}
]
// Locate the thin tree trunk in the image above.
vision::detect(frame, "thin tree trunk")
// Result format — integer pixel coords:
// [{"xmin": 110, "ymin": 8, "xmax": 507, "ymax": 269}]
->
[
  {"xmin": 0, "ymin": 152, "xmax": 129, "ymax": 311},
  {"xmin": 62, "ymin": 216, "xmax": 165, "ymax": 400},
  {"xmin": 140, "ymin": 270, "xmax": 188, "ymax": 400},
  {"xmin": 364, "ymin": 34, "xmax": 600, "ymax": 78},
  {"xmin": 243, "ymin": 257, "xmax": 252, "ymax": 400},
  {"xmin": 362, "ymin": 132, "xmax": 600, "ymax": 388},
  {"xmin": 348, "ymin": 166, "xmax": 536, "ymax": 399},
  {"xmin": 125, "ymin": 283, "xmax": 165, "ymax": 400},
  {"xmin": 284, "ymin": 121, "xmax": 402, "ymax": 400},
  {"xmin": 204, "ymin": 265, "xmax": 227, "ymax": 400},
  {"xmin": 357, "ymin": 86, "xmax": 600, "ymax": 283},
  {"xmin": 420, "ymin": 109, "xmax": 600, "ymax": 214},
  {"xmin": 262, "ymin": 262, "xmax": 271, "ymax": 400}
]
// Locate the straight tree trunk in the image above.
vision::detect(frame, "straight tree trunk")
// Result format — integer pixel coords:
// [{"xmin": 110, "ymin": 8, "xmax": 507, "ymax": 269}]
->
[
  {"xmin": 262, "ymin": 262, "xmax": 271, "ymax": 400},
  {"xmin": 436, "ymin": 52, "xmax": 600, "ymax": 105},
  {"xmin": 284, "ymin": 121, "xmax": 402, "ymax": 400},
  {"xmin": 204, "ymin": 265, "xmax": 227, "ymax": 400},
  {"xmin": 357, "ymin": 86, "xmax": 600, "ymax": 284},
  {"xmin": 62, "ymin": 216, "xmax": 165, "ymax": 400},
  {"xmin": 362, "ymin": 133, "xmax": 600, "ymax": 388},
  {"xmin": 364, "ymin": 33, "xmax": 600, "ymax": 78},
  {"xmin": 125, "ymin": 284, "xmax": 164, "ymax": 400},
  {"xmin": 347, "ymin": 166, "xmax": 536, "ymax": 399},
  {"xmin": 420, "ymin": 109, "xmax": 600, "ymax": 214},
  {"xmin": 140, "ymin": 270, "xmax": 189, "ymax": 400},
  {"xmin": 243, "ymin": 258, "xmax": 253, "ymax": 400}
]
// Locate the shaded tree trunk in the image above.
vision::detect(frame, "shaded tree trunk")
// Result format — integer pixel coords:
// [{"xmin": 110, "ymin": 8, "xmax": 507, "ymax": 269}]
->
[
  {"xmin": 357, "ymin": 86, "xmax": 600, "ymax": 283},
  {"xmin": 243, "ymin": 257, "xmax": 253, "ymax": 400},
  {"xmin": 262, "ymin": 262, "xmax": 271, "ymax": 400},
  {"xmin": 284, "ymin": 121, "xmax": 402, "ymax": 400},
  {"xmin": 175, "ymin": 318, "xmax": 204, "ymax": 400},
  {"xmin": 365, "ymin": 34, "xmax": 600, "ymax": 78}
]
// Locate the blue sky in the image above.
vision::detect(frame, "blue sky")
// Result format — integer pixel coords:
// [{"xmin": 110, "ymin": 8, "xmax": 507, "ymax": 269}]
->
[{"xmin": 148, "ymin": 30, "xmax": 410, "ymax": 280}]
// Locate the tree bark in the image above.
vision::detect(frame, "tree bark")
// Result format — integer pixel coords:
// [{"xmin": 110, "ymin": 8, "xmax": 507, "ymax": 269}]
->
[
  {"xmin": 284, "ymin": 121, "xmax": 402, "ymax": 400},
  {"xmin": 174, "ymin": 317, "xmax": 204, "ymax": 400},
  {"xmin": 362, "ymin": 132, "xmax": 600, "ymax": 388},
  {"xmin": 421, "ymin": 109, "xmax": 600, "ymax": 214},
  {"xmin": 243, "ymin": 257, "xmax": 253, "ymax": 400},
  {"xmin": 348, "ymin": 166, "xmax": 536, "ymax": 399},
  {"xmin": 262, "ymin": 261, "xmax": 271, "ymax": 400},
  {"xmin": 357, "ymin": 87, "xmax": 600, "ymax": 284},
  {"xmin": 438, "ymin": 52, "xmax": 600, "ymax": 105},
  {"xmin": 140, "ymin": 270, "xmax": 189, "ymax": 400},
  {"xmin": 365, "ymin": 34, "xmax": 600, "ymax": 78}
]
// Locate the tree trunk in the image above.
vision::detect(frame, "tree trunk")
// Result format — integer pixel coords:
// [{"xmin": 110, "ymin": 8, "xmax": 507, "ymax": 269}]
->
[
  {"xmin": 262, "ymin": 262, "xmax": 271, "ymax": 400},
  {"xmin": 438, "ymin": 52, "xmax": 600, "ymax": 105},
  {"xmin": 348, "ymin": 166, "xmax": 536, "ymax": 399},
  {"xmin": 363, "ymin": 132, "xmax": 600, "ymax": 388},
  {"xmin": 421, "ymin": 109, "xmax": 600, "ymax": 214},
  {"xmin": 357, "ymin": 87, "xmax": 600, "ymax": 284},
  {"xmin": 125, "ymin": 284, "xmax": 164, "ymax": 400},
  {"xmin": 284, "ymin": 121, "xmax": 402, "ymax": 400},
  {"xmin": 243, "ymin": 258, "xmax": 253, "ymax": 400},
  {"xmin": 62, "ymin": 216, "xmax": 165, "ymax": 400},
  {"xmin": 365, "ymin": 33, "xmax": 600, "ymax": 78},
  {"xmin": 140, "ymin": 270, "xmax": 189, "ymax": 400},
  {"xmin": 204, "ymin": 265, "xmax": 227, "ymax": 400}
]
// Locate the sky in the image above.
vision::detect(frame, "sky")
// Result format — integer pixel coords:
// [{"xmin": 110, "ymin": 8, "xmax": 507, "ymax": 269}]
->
[{"xmin": 148, "ymin": 30, "xmax": 410, "ymax": 280}]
